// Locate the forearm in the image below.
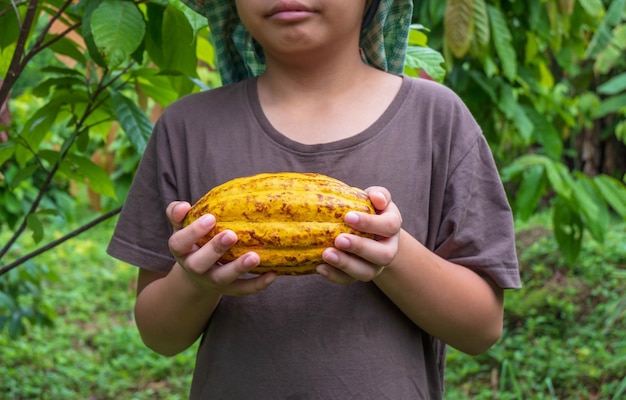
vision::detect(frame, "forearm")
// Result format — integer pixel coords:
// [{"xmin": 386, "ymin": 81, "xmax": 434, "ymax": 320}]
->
[
  {"xmin": 134, "ymin": 263, "xmax": 221, "ymax": 356},
  {"xmin": 374, "ymin": 230, "xmax": 504, "ymax": 355}
]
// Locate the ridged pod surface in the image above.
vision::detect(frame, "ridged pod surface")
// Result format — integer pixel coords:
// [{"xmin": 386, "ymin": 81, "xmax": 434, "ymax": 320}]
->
[{"xmin": 182, "ymin": 172, "xmax": 376, "ymax": 275}]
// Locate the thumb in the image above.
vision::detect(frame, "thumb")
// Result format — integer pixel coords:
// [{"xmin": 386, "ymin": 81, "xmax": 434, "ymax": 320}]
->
[{"xmin": 166, "ymin": 201, "xmax": 192, "ymax": 231}]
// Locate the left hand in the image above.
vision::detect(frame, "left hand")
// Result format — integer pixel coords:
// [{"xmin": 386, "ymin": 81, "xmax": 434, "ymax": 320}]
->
[{"xmin": 318, "ymin": 186, "xmax": 402, "ymax": 284}]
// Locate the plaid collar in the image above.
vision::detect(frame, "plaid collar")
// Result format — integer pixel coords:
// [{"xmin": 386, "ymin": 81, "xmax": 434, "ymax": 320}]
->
[{"xmin": 181, "ymin": 0, "xmax": 412, "ymax": 85}]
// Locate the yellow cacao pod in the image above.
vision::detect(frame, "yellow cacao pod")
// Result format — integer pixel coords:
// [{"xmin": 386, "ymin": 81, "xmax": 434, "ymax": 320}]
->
[{"xmin": 183, "ymin": 172, "xmax": 376, "ymax": 275}]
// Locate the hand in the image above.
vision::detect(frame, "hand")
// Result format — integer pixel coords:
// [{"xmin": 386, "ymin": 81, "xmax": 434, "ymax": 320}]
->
[
  {"xmin": 318, "ymin": 187, "xmax": 402, "ymax": 284},
  {"xmin": 166, "ymin": 201, "xmax": 277, "ymax": 296}
]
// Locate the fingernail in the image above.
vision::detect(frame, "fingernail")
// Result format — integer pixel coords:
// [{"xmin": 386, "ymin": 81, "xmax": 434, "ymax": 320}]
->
[
  {"xmin": 323, "ymin": 249, "xmax": 340, "ymax": 263},
  {"xmin": 220, "ymin": 231, "xmax": 237, "ymax": 245},
  {"xmin": 345, "ymin": 212, "xmax": 359, "ymax": 224},
  {"xmin": 336, "ymin": 236, "xmax": 350, "ymax": 249},
  {"xmin": 243, "ymin": 253, "xmax": 259, "ymax": 267},
  {"xmin": 264, "ymin": 274, "xmax": 276, "ymax": 285},
  {"xmin": 200, "ymin": 214, "xmax": 215, "ymax": 227}
]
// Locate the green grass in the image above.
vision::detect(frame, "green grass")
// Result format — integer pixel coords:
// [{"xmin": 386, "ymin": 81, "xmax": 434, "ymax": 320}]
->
[
  {"xmin": 1, "ymin": 216, "xmax": 197, "ymax": 399},
  {"xmin": 445, "ymin": 214, "xmax": 626, "ymax": 399},
  {"xmin": 1, "ymin": 212, "xmax": 625, "ymax": 399}
]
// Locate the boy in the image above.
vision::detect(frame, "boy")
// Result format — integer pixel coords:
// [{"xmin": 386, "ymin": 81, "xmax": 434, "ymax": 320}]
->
[{"xmin": 107, "ymin": 1, "xmax": 521, "ymax": 398}]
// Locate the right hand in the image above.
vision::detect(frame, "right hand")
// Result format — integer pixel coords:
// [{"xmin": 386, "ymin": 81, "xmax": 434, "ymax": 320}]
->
[{"xmin": 166, "ymin": 201, "xmax": 277, "ymax": 296}]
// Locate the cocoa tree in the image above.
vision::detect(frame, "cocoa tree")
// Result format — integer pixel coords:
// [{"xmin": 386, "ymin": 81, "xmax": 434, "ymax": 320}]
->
[
  {"xmin": 0, "ymin": 0, "xmax": 212, "ymax": 336},
  {"xmin": 417, "ymin": 0, "xmax": 626, "ymax": 262}
]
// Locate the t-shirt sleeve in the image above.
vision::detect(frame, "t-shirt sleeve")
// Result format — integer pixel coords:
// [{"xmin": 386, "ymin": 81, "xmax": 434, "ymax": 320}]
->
[
  {"xmin": 435, "ymin": 134, "xmax": 521, "ymax": 289},
  {"xmin": 106, "ymin": 117, "xmax": 179, "ymax": 272}
]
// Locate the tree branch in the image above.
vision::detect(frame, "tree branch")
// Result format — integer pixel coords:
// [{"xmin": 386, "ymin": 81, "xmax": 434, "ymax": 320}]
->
[
  {"xmin": 0, "ymin": 207, "xmax": 122, "ymax": 276},
  {"xmin": 0, "ymin": 59, "xmax": 136, "ymax": 263},
  {"xmin": 0, "ymin": 0, "xmax": 38, "ymax": 107}
]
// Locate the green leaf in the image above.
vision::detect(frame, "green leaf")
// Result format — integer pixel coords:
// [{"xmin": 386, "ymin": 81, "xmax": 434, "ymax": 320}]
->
[
  {"xmin": 594, "ymin": 25, "xmax": 626, "ymax": 74},
  {"xmin": 500, "ymin": 154, "xmax": 548, "ymax": 182},
  {"xmin": 161, "ymin": 5, "xmax": 197, "ymax": 76},
  {"xmin": 0, "ymin": 1, "xmax": 20, "ymax": 49},
  {"xmin": 586, "ymin": 0, "xmax": 625, "ymax": 57},
  {"xmin": 0, "ymin": 291, "xmax": 17, "ymax": 311},
  {"xmin": 91, "ymin": 0, "xmax": 146, "ymax": 69},
  {"xmin": 110, "ymin": 91, "xmax": 153, "ymax": 154},
  {"xmin": 63, "ymin": 154, "xmax": 117, "ymax": 198},
  {"xmin": 510, "ymin": 103, "xmax": 535, "ymax": 145},
  {"xmin": 444, "ymin": 0, "xmax": 475, "ymax": 58},
  {"xmin": 572, "ymin": 174, "xmax": 609, "ymax": 242},
  {"xmin": 404, "ymin": 45, "xmax": 446, "ymax": 82},
  {"xmin": 515, "ymin": 164, "xmax": 546, "ymax": 221},
  {"xmin": 594, "ymin": 175, "xmax": 626, "ymax": 218},
  {"xmin": 46, "ymin": 35, "xmax": 86, "ymax": 65},
  {"xmin": 82, "ymin": 0, "xmax": 107, "ymax": 67},
  {"xmin": 8, "ymin": 164, "xmax": 38, "ymax": 189},
  {"xmin": 552, "ymin": 197, "xmax": 583, "ymax": 264},
  {"xmin": 15, "ymin": 105, "xmax": 59, "ymax": 167},
  {"xmin": 597, "ymin": 72, "xmax": 626, "ymax": 95},
  {"xmin": 133, "ymin": 68, "xmax": 180, "ymax": 107},
  {"xmin": 578, "ymin": 0, "xmax": 605, "ymax": 17},
  {"xmin": 0, "ymin": 140, "xmax": 17, "ymax": 166},
  {"xmin": 488, "ymin": 5, "xmax": 517, "ymax": 81},
  {"xmin": 8, "ymin": 311, "xmax": 25, "ymax": 338},
  {"xmin": 592, "ymin": 93, "xmax": 626, "ymax": 119},
  {"xmin": 543, "ymin": 158, "xmax": 575, "ymax": 200},
  {"xmin": 469, "ymin": 0, "xmax": 490, "ymax": 57},
  {"xmin": 32, "ymin": 76, "xmax": 86, "ymax": 98},
  {"xmin": 468, "ymin": 70, "xmax": 498, "ymax": 102},
  {"xmin": 27, "ymin": 213, "xmax": 44, "ymax": 244},
  {"xmin": 523, "ymin": 105, "xmax": 563, "ymax": 159}
]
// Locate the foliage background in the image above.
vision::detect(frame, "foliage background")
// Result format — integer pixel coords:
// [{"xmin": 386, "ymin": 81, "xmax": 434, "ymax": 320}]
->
[{"xmin": 1, "ymin": 0, "xmax": 625, "ymax": 398}]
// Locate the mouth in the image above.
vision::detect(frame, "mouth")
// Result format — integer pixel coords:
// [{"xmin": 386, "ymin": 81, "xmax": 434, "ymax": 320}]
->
[{"xmin": 266, "ymin": 1, "xmax": 315, "ymax": 18}]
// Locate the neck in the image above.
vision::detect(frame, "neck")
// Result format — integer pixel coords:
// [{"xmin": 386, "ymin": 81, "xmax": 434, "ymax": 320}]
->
[{"xmin": 258, "ymin": 53, "xmax": 376, "ymax": 100}]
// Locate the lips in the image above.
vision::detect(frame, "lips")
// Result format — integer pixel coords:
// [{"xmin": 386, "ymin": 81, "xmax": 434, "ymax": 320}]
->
[{"xmin": 266, "ymin": 1, "xmax": 314, "ymax": 17}]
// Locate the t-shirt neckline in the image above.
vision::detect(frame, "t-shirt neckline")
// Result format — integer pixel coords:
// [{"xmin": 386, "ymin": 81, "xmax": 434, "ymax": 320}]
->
[{"xmin": 246, "ymin": 75, "xmax": 410, "ymax": 154}]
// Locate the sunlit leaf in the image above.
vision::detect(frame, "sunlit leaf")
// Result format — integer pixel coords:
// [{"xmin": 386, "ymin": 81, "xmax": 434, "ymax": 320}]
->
[
  {"xmin": 515, "ymin": 165, "xmax": 546, "ymax": 221},
  {"xmin": 597, "ymin": 73, "xmax": 626, "ymax": 95},
  {"xmin": 578, "ymin": 0, "xmax": 605, "ymax": 17},
  {"xmin": 594, "ymin": 175, "xmax": 626, "ymax": 218},
  {"xmin": 46, "ymin": 35, "xmax": 86, "ymax": 65},
  {"xmin": 572, "ymin": 175, "xmax": 609, "ymax": 242},
  {"xmin": 586, "ymin": 0, "xmax": 625, "ymax": 57},
  {"xmin": 592, "ymin": 93, "xmax": 626, "ymax": 119},
  {"xmin": 404, "ymin": 46, "xmax": 446, "ymax": 82},
  {"xmin": 64, "ymin": 154, "xmax": 117, "ymax": 199},
  {"xmin": 91, "ymin": 0, "xmax": 146, "ymax": 69}
]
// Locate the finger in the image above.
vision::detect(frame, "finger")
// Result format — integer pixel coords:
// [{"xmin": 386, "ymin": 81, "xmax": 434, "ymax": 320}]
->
[
  {"xmin": 204, "ymin": 250, "xmax": 260, "ymax": 287},
  {"xmin": 333, "ymin": 233, "xmax": 398, "ymax": 270},
  {"xmin": 321, "ymin": 247, "xmax": 383, "ymax": 282},
  {"xmin": 181, "ymin": 229, "xmax": 237, "ymax": 274},
  {"xmin": 345, "ymin": 204, "xmax": 402, "ymax": 239},
  {"xmin": 168, "ymin": 214, "xmax": 216, "ymax": 258},
  {"xmin": 167, "ymin": 201, "xmax": 192, "ymax": 231},
  {"xmin": 220, "ymin": 271, "xmax": 278, "ymax": 297},
  {"xmin": 316, "ymin": 263, "xmax": 356, "ymax": 285},
  {"xmin": 364, "ymin": 187, "xmax": 391, "ymax": 211}
]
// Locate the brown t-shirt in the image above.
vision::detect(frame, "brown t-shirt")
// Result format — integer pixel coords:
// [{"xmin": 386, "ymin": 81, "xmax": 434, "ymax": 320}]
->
[{"xmin": 107, "ymin": 75, "xmax": 520, "ymax": 399}]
